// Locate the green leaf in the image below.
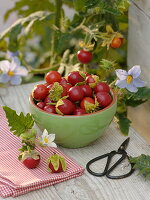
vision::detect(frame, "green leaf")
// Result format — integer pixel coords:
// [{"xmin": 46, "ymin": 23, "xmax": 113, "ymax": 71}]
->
[
  {"xmin": 4, "ymin": 0, "xmax": 55, "ymax": 21},
  {"xmin": 3, "ymin": 106, "xmax": 34, "ymax": 136},
  {"xmin": 132, "ymin": 87, "xmax": 150, "ymax": 99},
  {"xmin": 130, "ymin": 154, "xmax": 150, "ymax": 178},
  {"xmin": 125, "ymin": 87, "xmax": 150, "ymax": 107},
  {"xmin": 0, "ymin": 11, "xmax": 53, "ymax": 41},
  {"xmin": 116, "ymin": 113, "xmax": 131, "ymax": 136},
  {"xmin": 73, "ymin": 0, "xmax": 87, "ymax": 12}
]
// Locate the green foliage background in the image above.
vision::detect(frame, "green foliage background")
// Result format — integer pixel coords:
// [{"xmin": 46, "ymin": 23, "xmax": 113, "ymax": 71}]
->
[{"xmin": 0, "ymin": 0, "xmax": 150, "ymax": 135}]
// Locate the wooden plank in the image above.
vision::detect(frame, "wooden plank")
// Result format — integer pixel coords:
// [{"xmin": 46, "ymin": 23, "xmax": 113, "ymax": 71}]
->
[
  {"xmin": 131, "ymin": 0, "xmax": 150, "ymax": 17},
  {"xmin": 0, "ymin": 83, "xmax": 150, "ymax": 200},
  {"xmin": 128, "ymin": 2, "xmax": 150, "ymax": 86}
]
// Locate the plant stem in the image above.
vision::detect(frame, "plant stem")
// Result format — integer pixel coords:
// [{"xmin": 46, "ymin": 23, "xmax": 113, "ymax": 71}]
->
[{"xmin": 50, "ymin": 0, "xmax": 62, "ymax": 67}]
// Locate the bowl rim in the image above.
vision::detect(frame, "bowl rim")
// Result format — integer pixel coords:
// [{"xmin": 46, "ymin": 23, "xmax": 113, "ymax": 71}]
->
[{"xmin": 29, "ymin": 89, "xmax": 117, "ymax": 117}]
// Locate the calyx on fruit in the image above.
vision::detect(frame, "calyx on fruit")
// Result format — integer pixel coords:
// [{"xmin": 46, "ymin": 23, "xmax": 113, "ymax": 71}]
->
[
  {"xmin": 49, "ymin": 82, "xmax": 63, "ymax": 102},
  {"xmin": 84, "ymin": 98, "xmax": 99, "ymax": 113},
  {"xmin": 19, "ymin": 149, "xmax": 40, "ymax": 161},
  {"xmin": 88, "ymin": 75, "xmax": 100, "ymax": 88},
  {"xmin": 47, "ymin": 154, "xmax": 67, "ymax": 173}
]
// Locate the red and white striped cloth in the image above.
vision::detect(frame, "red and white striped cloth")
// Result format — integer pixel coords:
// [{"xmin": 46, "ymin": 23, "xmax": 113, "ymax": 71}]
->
[{"xmin": 0, "ymin": 107, "xmax": 84, "ymax": 198}]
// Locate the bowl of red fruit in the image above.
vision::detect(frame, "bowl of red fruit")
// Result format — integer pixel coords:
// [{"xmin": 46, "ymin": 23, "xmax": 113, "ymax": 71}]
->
[{"xmin": 29, "ymin": 71, "xmax": 117, "ymax": 148}]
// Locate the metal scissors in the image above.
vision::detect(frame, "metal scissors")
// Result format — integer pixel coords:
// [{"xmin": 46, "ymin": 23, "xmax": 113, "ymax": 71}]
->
[{"xmin": 86, "ymin": 138, "xmax": 135, "ymax": 179}]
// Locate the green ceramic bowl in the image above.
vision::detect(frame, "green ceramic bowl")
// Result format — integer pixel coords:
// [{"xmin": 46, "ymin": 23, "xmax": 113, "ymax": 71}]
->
[{"xmin": 29, "ymin": 90, "xmax": 117, "ymax": 148}]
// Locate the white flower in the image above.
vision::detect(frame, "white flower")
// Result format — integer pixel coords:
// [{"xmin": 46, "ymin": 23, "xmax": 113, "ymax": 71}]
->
[
  {"xmin": 115, "ymin": 65, "xmax": 146, "ymax": 92},
  {"xmin": 40, "ymin": 129, "xmax": 57, "ymax": 148},
  {"xmin": 0, "ymin": 57, "xmax": 28, "ymax": 85}
]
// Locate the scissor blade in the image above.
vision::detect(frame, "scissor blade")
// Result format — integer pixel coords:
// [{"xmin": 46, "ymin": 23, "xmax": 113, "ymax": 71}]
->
[{"xmin": 118, "ymin": 137, "xmax": 130, "ymax": 151}]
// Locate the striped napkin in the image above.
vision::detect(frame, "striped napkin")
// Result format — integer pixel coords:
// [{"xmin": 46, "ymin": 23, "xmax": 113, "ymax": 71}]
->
[{"xmin": 0, "ymin": 107, "xmax": 84, "ymax": 198}]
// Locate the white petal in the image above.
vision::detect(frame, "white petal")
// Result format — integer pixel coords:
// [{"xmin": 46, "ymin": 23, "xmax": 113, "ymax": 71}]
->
[
  {"xmin": 47, "ymin": 134, "xmax": 55, "ymax": 143},
  {"xmin": 0, "ymin": 74, "xmax": 10, "ymax": 83},
  {"xmin": 115, "ymin": 69, "xmax": 128, "ymax": 80},
  {"xmin": 132, "ymin": 78, "xmax": 146, "ymax": 87},
  {"xmin": 0, "ymin": 60, "xmax": 11, "ymax": 73},
  {"xmin": 42, "ymin": 129, "xmax": 48, "ymax": 137},
  {"xmin": 115, "ymin": 79, "xmax": 127, "ymax": 88},
  {"xmin": 126, "ymin": 83, "xmax": 138, "ymax": 93},
  {"xmin": 128, "ymin": 65, "xmax": 141, "ymax": 78},
  {"xmin": 48, "ymin": 142, "xmax": 57, "ymax": 148},
  {"xmin": 10, "ymin": 75, "xmax": 22, "ymax": 85},
  {"xmin": 15, "ymin": 66, "xmax": 28, "ymax": 76}
]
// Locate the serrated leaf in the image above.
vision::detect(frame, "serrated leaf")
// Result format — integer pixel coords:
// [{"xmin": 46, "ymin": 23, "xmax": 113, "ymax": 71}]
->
[
  {"xmin": 116, "ymin": 113, "xmax": 131, "ymax": 136},
  {"xmin": 3, "ymin": 106, "xmax": 34, "ymax": 136},
  {"xmin": 130, "ymin": 154, "xmax": 150, "ymax": 179}
]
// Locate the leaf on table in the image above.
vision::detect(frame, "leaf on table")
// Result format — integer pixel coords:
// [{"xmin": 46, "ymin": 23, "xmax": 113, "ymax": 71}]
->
[
  {"xmin": 116, "ymin": 113, "xmax": 131, "ymax": 136},
  {"xmin": 3, "ymin": 106, "xmax": 34, "ymax": 136},
  {"xmin": 130, "ymin": 154, "xmax": 150, "ymax": 179}
]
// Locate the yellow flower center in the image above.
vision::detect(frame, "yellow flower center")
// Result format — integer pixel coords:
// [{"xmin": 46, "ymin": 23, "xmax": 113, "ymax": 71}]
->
[
  {"xmin": 8, "ymin": 70, "xmax": 14, "ymax": 77},
  {"xmin": 126, "ymin": 75, "xmax": 133, "ymax": 84},
  {"xmin": 44, "ymin": 137, "xmax": 49, "ymax": 143}
]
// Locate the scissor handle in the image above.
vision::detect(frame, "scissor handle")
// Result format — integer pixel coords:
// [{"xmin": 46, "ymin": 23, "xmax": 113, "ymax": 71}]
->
[
  {"xmin": 86, "ymin": 151, "xmax": 116, "ymax": 177},
  {"xmin": 106, "ymin": 151, "xmax": 135, "ymax": 179}
]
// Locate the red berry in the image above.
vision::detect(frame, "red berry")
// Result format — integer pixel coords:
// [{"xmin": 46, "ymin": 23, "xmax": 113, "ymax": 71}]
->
[
  {"xmin": 60, "ymin": 78, "xmax": 68, "ymax": 86},
  {"xmin": 48, "ymin": 160, "xmax": 63, "ymax": 173},
  {"xmin": 36, "ymin": 102, "xmax": 45, "ymax": 109},
  {"xmin": 56, "ymin": 99, "xmax": 75, "ymax": 115},
  {"xmin": 68, "ymin": 86, "xmax": 84, "ymax": 102},
  {"xmin": 44, "ymin": 105, "xmax": 56, "ymax": 114},
  {"xmin": 111, "ymin": 38, "xmax": 123, "ymax": 48},
  {"xmin": 23, "ymin": 156, "xmax": 40, "ymax": 169},
  {"xmin": 45, "ymin": 71, "xmax": 61, "ymax": 84},
  {"xmin": 80, "ymin": 97, "xmax": 95, "ymax": 110},
  {"xmin": 32, "ymin": 84, "xmax": 49, "ymax": 100},
  {"xmin": 44, "ymin": 95, "xmax": 53, "ymax": 105},
  {"xmin": 77, "ymin": 50, "xmax": 93, "ymax": 64},
  {"xmin": 63, "ymin": 84, "xmax": 72, "ymax": 93},
  {"xmin": 96, "ymin": 92, "xmax": 112, "ymax": 108},
  {"xmin": 73, "ymin": 108, "xmax": 86, "ymax": 115},
  {"xmin": 68, "ymin": 71, "xmax": 84, "ymax": 86},
  {"xmin": 94, "ymin": 82, "xmax": 110, "ymax": 93},
  {"xmin": 80, "ymin": 85, "xmax": 93, "ymax": 97}
]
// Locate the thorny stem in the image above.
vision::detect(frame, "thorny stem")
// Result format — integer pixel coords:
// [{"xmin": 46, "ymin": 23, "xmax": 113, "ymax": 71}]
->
[{"xmin": 50, "ymin": 0, "xmax": 62, "ymax": 67}]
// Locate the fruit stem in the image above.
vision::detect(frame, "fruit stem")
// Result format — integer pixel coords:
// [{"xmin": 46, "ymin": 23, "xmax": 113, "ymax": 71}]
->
[
  {"xmin": 49, "ymin": 0, "xmax": 62, "ymax": 67},
  {"xmin": 83, "ymin": 64, "xmax": 87, "ymax": 72}
]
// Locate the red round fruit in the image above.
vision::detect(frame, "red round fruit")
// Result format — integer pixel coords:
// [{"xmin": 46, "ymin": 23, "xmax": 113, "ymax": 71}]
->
[
  {"xmin": 32, "ymin": 84, "xmax": 49, "ymax": 100},
  {"xmin": 68, "ymin": 71, "xmax": 84, "ymax": 86},
  {"xmin": 47, "ymin": 84, "xmax": 53, "ymax": 92},
  {"xmin": 60, "ymin": 78, "xmax": 68, "ymax": 86},
  {"xmin": 96, "ymin": 92, "xmax": 112, "ymax": 108},
  {"xmin": 80, "ymin": 97, "xmax": 95, "ymax": 110},
  {"xmin": 68, "ymin": 86, "xmax": 84, "ymax": 102},
  {"xmin": 36, "ymin": 102, "xmax": 45, "ymax": 109},
  {"xmin": 44, "ymin": 95, "xmax": 53, "ymax": 105},
  {"xmin": 111, "ymin": 38, "xmax": 122, "ymax": 48},
  {"xmin": 77, "ymin": 50, "xmax": 93, "ymax": 64},
  {"xmin": 63, "ymin": 84, "xmax": 72, "ymax": 93},
  {"xmin": 61, "ymin": 86, "xmax": 68, "ymax": 97},
  {"xmin": 23, "ymin": 156, "xmax": 40, "ymax": 169},
  {"xmin": 73, "ymin": 108, "xmax": 86, "ymax": 115},
  {"xmin": 57, "ymin": 99, "xmax": 75, "ymax": 115},
  {"xmin": 94, "ymin": 82, "xmax": 110, "ymax": 93},
  {"xmin": 49, "ymin": 160, "xmax": 63, "ymax": 173},
  {"xmin": 80, "ymin": 85, "xmax": 93, "ymax": 97},
  {"xmin": 44, "ymin": 105, "xmax": 56, "ymax": 114},
  {"xmin": 86, "ymin": 75, "xmax": 95, "ymax": 84},
  {"xmin": 45, "ymin": 71, "xmax": 61, "ymax": 84}
]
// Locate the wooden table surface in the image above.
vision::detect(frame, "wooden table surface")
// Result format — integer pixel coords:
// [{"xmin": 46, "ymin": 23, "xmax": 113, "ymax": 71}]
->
[{"xmin": 0, "ymin": 82, "xmax": 150, "ymax": 200}]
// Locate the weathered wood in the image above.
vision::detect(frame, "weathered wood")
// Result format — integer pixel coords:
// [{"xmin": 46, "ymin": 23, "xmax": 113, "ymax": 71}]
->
[
  {"xmin": 128, "ymin": 1, "xmax": 150, "ymax": 86},
  {"xmin": 0, "ymin": 82, "xmax": 150, "ymax": 200}
]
